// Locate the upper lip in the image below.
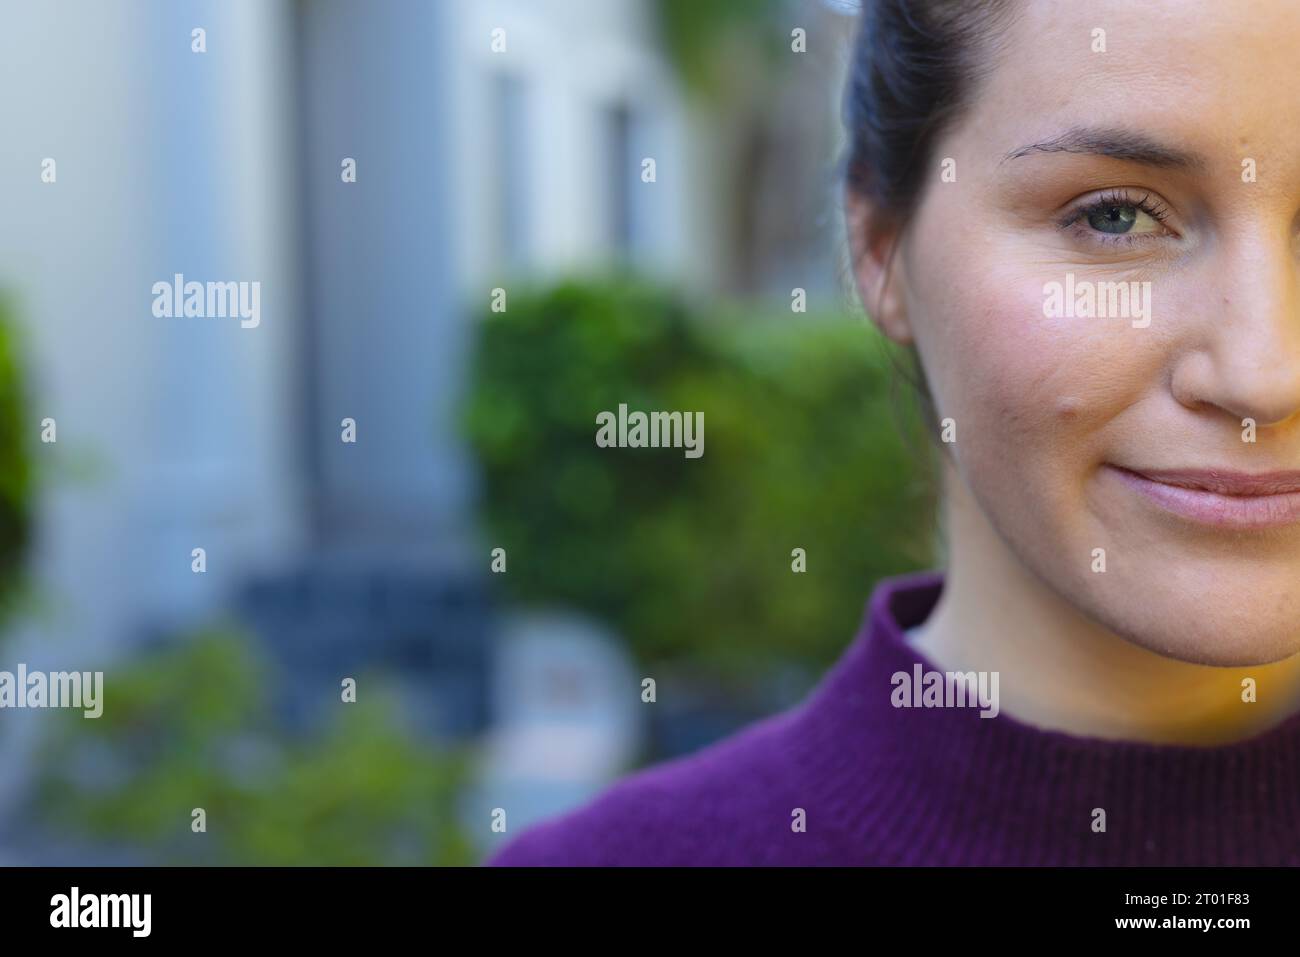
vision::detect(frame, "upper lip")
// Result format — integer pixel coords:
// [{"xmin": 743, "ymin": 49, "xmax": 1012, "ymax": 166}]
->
[{"xmin": 1113, "ymin": 466, "xmax": 1300, "ymax": 496}]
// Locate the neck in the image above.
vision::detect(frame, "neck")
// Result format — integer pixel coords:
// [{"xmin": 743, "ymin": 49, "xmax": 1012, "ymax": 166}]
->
[{"xmin": 911, "ymin": 455, "xmax": 1300, "ymax": 745}]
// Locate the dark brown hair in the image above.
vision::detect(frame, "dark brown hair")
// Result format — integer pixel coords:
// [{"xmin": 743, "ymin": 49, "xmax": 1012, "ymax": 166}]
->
[
  {"xmin": 842, "ymin": 0, "xmax": 1013, "ymax": 443},
  {"xmin": 844, "ymin": 0, "xmax": 1012, "ymax": 227}
]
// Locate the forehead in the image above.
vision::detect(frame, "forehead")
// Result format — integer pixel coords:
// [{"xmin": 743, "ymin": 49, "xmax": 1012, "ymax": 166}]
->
[{"xmin": 962, "ymin": 0, "xmax": 1300, "ymax": 168}]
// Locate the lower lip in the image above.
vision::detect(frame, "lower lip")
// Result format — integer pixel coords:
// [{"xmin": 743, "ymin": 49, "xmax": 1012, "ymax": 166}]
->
[{"xmin": 1107, "ymin": 466, "xmax": 1300, "ymax": 529}]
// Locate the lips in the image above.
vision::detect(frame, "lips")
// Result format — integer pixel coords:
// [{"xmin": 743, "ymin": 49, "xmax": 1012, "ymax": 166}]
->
[{"xmin": 1108, "ymin": 465, "xmax": 1300, "ymax": 529}]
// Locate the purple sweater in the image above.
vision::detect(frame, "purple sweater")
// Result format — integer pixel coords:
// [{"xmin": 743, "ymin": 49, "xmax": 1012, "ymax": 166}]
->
[{"xmin": 486, "ymin": 571, "xmax": 1300, "ymax": 865}]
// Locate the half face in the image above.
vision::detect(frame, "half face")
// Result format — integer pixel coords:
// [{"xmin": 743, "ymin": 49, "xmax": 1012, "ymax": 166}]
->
[{"xmin": 897, "ymin": 0, "xmax": 1300, "ymax": 665}]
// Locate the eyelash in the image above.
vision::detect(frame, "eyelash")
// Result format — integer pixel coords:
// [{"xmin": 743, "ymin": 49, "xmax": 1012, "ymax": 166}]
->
[{"xmin": 1057, "ymin": 189, "xmax": 1173, "ymax": 244}]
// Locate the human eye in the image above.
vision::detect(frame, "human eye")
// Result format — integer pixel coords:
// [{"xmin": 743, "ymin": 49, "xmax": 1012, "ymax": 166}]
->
[{"xmin": 1056, "ymin": 189, "xmax": 1175, "ymax": 245}]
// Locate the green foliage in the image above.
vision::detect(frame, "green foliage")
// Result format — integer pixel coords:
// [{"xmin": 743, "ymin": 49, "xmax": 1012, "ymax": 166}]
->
[
  {"xmin": 0, "ymin": 294, "xmax": 32, "ymax": 626},
  {"xmin": 654, "ymin": 0, "xmax": 788, "ymax": 97},
  {"xmin": 462, "ymin": 278, "xmax": 936, "ymax": 681},
  {"xmin": 30, "ymin": 628, "xmax": 476, "ymax": 866}
]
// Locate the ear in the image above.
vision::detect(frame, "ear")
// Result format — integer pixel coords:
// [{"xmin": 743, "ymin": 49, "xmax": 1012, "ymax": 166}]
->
[{"xmin": 845, "ymin": 188, "xmax": 912, "ymax": 345}]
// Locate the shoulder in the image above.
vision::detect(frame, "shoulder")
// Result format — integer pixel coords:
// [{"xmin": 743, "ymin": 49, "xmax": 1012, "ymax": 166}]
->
[{"xmin": 484, "ymin": 705, "xmax": 809, "ymax": 866}]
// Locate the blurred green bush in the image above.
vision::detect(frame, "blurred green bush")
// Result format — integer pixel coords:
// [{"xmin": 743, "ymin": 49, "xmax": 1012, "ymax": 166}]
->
[
  {"xmin": 29, "ymin": 628, "xmax": 476, "ymax": 866},
  {"xmin": 0, "ymin": 294, "xmax": 32, "ymax": 626},
  {"xmin": 462, "ymin": 278, "xmax": 936, "ymax": 682},
  {"xmin": 655, "ymin": 0, "xmax": 786, "ymax": 96}
]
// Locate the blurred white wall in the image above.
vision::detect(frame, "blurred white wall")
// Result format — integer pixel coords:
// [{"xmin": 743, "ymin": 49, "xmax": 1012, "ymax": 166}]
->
[
  {"xmin": 0, "ymin": 0, "xmax": 306, "ymax": 827},
  {"xmin": 0, "ymin": 0, "xmax": 305, "ymax": 654}
]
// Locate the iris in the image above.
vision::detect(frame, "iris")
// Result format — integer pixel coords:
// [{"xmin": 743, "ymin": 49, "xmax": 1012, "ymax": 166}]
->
[{"xmin": 1088, "ymin": 204, "xmax": 1138, "ymax": 234}]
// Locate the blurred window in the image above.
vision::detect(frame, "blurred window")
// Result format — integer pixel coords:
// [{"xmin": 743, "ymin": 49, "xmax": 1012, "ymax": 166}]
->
[
  {"xmin": 493, "ymin": 72, "xmax": 531, "ymax": 270},
  {"xmin": 606, "ymin": 102, "xmax": 635, "ymax": 260}
]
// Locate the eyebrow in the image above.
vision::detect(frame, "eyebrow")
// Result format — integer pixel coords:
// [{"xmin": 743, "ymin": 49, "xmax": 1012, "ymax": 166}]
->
[{"xmin": 1003, "ymin": 127, "xmax": 1206, "ymax": 170}]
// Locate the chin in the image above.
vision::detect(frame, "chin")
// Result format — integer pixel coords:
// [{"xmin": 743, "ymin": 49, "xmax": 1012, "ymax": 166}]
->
[{"xmin": 1085, "ymin": 574, "xmax": 1300, "ymax": 668}]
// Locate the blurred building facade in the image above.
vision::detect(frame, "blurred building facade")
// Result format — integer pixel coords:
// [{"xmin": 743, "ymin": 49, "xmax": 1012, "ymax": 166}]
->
[
  {"xmin": 0, "ymin": 0, "xmax": 711, "ymax": 846},
  {"xmin": 0, "ymin": 0, "xmax": 715, "ymax": 651},
  {"xmin": 0, "ymin": 0, "xmax": 857, "ymax": 856}
]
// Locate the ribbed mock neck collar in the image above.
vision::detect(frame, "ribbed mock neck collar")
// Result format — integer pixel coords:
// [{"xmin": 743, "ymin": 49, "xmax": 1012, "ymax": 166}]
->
[{"xmin": 794, "ymin": 570, "xmax": 1300, "ymax": 865}]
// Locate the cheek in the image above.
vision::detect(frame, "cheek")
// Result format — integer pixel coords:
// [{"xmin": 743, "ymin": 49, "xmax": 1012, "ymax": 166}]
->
[
  {"xmin": 910, "ymin": 254, "xmax": 1161, "ymax": 469},
  {"xmin": 907, "ymin": 267, "xmax": 1180, "ymax": 559}
]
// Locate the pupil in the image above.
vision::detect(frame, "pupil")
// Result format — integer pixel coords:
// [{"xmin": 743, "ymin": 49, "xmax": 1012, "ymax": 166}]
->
[{"xmin": 1089, "ymin": 205, "xmax": 1137, "ymax": 234}]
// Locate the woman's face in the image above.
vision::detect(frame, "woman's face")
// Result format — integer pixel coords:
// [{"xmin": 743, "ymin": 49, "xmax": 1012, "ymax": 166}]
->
[{"xmin": 896, "ymin": 0, "xmax": 1300, "ymax": 665}]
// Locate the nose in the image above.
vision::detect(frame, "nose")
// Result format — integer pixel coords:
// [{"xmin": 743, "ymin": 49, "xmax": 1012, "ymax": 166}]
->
[{"xmin": 1170, "ymin": 232, "xmax": 1300, "ymax": 428}]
